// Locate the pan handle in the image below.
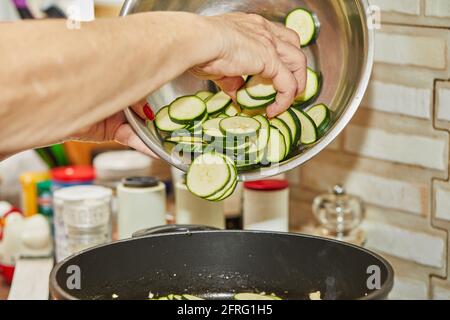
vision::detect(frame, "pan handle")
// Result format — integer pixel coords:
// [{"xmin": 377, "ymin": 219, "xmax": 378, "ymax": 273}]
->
[{"xmin": 132, "ymin": 224, "xmax": 221, "ymax": 238}]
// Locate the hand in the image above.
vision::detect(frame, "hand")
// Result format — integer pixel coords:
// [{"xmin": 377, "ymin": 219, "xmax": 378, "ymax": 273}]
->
[
  {"xmin": 73, "ymin": 99, "xmax": 156, "ymax": 158},
  {"xmin": 192, "ymin": 12, "xmax": 307, "ymax": 118}
]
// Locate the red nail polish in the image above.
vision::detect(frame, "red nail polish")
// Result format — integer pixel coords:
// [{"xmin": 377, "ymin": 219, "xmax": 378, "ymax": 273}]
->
[{"xmin": 143, "ymin": 103, "xmax": 155, "ymax": 121}]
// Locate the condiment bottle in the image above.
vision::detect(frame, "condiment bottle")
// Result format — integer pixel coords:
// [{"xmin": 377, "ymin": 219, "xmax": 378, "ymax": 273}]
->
[
  {"xmin": 243, "ymin": 180, "xmax": 289, "ymax": 232},
  {"xmin": 175, "ymin": 179, "xmax": 224, "ymax": 229},
  {"xmin": 117, "ymin": 177, "xmax": 166, "ymax": 239}
]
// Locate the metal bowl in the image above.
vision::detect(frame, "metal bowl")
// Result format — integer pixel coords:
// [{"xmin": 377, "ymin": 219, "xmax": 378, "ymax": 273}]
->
[{"xmin": 121, "ymin": 0, "xmax": 374, "ymax": 181}]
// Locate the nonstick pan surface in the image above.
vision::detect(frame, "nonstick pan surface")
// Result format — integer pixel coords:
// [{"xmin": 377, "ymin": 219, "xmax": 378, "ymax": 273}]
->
[{"xmin": 50, "ymin": 226, "xmax": 394, "ymax": 300}]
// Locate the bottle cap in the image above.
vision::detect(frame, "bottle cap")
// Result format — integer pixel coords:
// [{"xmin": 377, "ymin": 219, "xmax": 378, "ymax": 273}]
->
[{"xmin": 122, "ymin": 177, "xmax": 159, "ymax": 188}]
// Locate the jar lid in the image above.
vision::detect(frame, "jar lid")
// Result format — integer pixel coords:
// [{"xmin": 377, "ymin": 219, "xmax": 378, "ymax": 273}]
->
[
  {"xmin": 93, "ymin": 151, "xmax": 151, "ymax": 171},
  {"xmin": 54, "ymin": 185, "xmax": 112, "ymax": 201},
  {"xmin": 244, "ymin": 180, "xmax": 289, "ymax": 191},
  {"xmin": 51, "ymin": 166, "xmax": 95, "ymax": 183},
  {"xmin": 122, "ymin": 176, "xmax": 159, "ymax": 188}
]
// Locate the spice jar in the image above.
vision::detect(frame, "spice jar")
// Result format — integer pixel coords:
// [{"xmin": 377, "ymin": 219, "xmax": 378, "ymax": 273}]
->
[
  {"xmin": 175, "ymin": 180, "xmax": 224, "ymax": 229},
  {"xmin": 117, "ymin": 177, "xmax": 166, "ymax": 239},
  {"xmin": 243, "ymin": 180, "xmax": 289, "ymax": 232},
  {"xmin": 53, "ymin": 185, "xmax": 112, "ymax": 261}
]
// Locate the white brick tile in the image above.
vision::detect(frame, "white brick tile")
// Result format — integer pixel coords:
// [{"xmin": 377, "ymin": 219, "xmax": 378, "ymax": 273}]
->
[
  {"xmin": 435, "ymin": 186, "xmax": 450, "ymax": 221},
  {"xmin": 301, "ymin": 161, "xmax": 426, "ymax": 215},
  {"xmin": 374, "ymin": 32, "xmax": 447, "ymax": 69},
  {"xmin": 363, "ymin": 221, "xmax": 445, "ymax": 268},
  {"xmin": 344, "ymin": 125, "xmax": 447, "ymax": 171},
  {"xmin": 437, "ymin": 86, "xmax": 450, "ymax": 122},
  {"xmin": 370, "ymin": 0, "xmax": 421, "ymax": 15},
  {"xmin": 425, "ymin": 0, "xmax": 450, "ymax": 18},
  {"xmin": 389, "ymin": 277, "xmax": 428, "ymax": 300},
  {"xmin": 432, "ymin": 283, "xmax": 450, "ymax": 300},
  {"xmin": 363, "ymin": 80, "xmax": 432, "ymax": 119}
]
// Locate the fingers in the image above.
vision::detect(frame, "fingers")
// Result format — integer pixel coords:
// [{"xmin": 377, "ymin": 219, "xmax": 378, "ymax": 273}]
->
[
  {"xmin": 274, "ymin": 40, "xmax": 307, "ymax": 96},
  {"xmin": 266, "ymin": 21, "xmax": 301, "ymax": 48},
  {"xmin": 114, "ymin": 123, "xmax": 158, "ymax": 159},
  {"xmin": 214, "ymin": 76, "xmax": 245, "ymax": 101},
  {"xmin": 130, "ymin": 98, "xmax": 150, "ymax": 119},
  {"xmin": 263, "ymin": 62, "xmax": 297, "ymax": 118}
]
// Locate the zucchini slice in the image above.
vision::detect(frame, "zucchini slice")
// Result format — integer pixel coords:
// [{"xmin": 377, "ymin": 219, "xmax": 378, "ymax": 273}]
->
[
  {"xmin": 237, "ymin": 87, "xmax": 274, "ymax": 110},
  {"xmin": 291, "ymin": 108, "xmax": 318, "ymax": 145},
  {"xmin": 277, "ymin": 110, "xmax": 301, "ymax": 147},
  {"xmin": 285, "ymin": 8, "xmax": 319, "ymax": 47},
  {"xmin": 253, "ymin": 115, "xmax": 270, "ymax": 152},
  {"xmin": 168, "ymin": 96, "xmax": 206, "ymax": 124},
  {"xmin": 219, "ymin": 116, "xmax": 261, "ymax": 137},
  {"xmin": 206, "ymin": 91, "xmax": 232, "ymax": 114},
  {"xmin": 207, "ymin": 160, "xmax": 237, "ymax": 201},
  {"xmin": 186, "ymin": 153, "xmax": 231, "ymax": 198},
  {"xmin": 265, "ymin": 126, "xmax": 287, "ymax": 163},
  {"xmin": 154, "ymin": 106, "xmax": 186, "ymax": 132},
  {"xmin": 294, "ymin": 68, "xmax": 321, "ymax": 106},
  {"xmin": 306, "ymin": 103, "xmax": 331, "ymax": 134},
  {"xmin": 166, "ymin": 136, "xmax": 204, "ymax": 144},
  {"xmin": 246, "ymin": 75, "xmax": 277, "ymax": 100},
  {"xmin": 215, "ymin": 113, "xmax": 229, "ymax": 119},
  {"xmin": 186, "ymin": 112, "xmax": 209, "ymax": 134},
  {"xmin": 202, "ymin": 118, "xmax": 225, "ymax": 139},
  {"xmin": 196, "ymin": 90, "xmax": 214, "ymax": 101},
  {"xmin": 270, "ymin": 118, "xmax": 292, "ymax": 157},
  {"xmin": 182, "ymin": 294, "xmax": 205, "ymax": 301},
  {"xmin": 234, "ymin": 293, "xmax": 280, "ymax": 301},
  {"xmin": 225, "ymin": 103, "xmax": 242, "ymax": 117}
]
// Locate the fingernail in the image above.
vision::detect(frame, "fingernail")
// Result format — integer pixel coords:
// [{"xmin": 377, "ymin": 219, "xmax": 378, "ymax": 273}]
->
[{"xmin": 143, "ymin": 103, "xmax": 155, "ymax": 121}]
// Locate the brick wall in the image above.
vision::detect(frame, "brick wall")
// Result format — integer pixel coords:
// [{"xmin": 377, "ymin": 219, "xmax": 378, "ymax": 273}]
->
[{"xmin": 289, "ymin": 0, "xmax": 450, "ymax": 299}]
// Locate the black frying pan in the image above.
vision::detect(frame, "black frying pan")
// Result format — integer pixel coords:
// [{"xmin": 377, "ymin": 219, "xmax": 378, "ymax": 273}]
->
[{"xmin": 50, "ymin": 225, "xmax": 394, "ymax": 300}]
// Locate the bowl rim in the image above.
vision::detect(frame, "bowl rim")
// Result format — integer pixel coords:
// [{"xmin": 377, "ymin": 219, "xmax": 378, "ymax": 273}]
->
[{"xmin": 121, "ymin": 0, "xmax": 375, "ymax": 181}]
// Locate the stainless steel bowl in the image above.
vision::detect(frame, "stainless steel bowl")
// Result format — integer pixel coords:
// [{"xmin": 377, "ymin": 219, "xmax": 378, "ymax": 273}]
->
[{"xmin": 121, "ymin": 0, "xmax": 374, "ymax": 181}]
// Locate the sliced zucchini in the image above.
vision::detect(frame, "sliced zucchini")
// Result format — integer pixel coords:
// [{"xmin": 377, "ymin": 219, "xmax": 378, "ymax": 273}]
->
[
  {"xmin": 168, "ymin": 96, "xmax": 206, "ymax": 124},
  {"xmin": 291, "ymin": 108, "xmax": 318, "ymax": 145},
  {"xmin": 270, "ymin": 118, "xmax": 292, "ymax": 157},
  {"xmin": 215, "ymin": 113, "xmax": 229, "ymax": 119},
  {"xmin": 294, "ymin": 68, "xmax": 321, "ymax": 106},
  {"xmin": 237, "ymin": 87, "xmax": 274, "ymax": 110},
  {"xmin": 241, "ymin": 107, "xmax": 266, "ymax": 118},
  {"xmin": 225, "ymin": 103, "xmax": 242, "ymax": 117},
  {"xmin": 207, "ymin": 161, "xmax": 237, "ymax": 201},
  {"xmin": 196, "ymin": 90, "xmax": 214, "ymax": 101},
  {"xmin": 217, "ymin": 180, "xmax": 238, "ymax": 201},
  {"xmin": 173, "ymin": 295, "xmax": 183, "ymax": 300},
  {"xmin": 154, "ymin": 106, "xmax": 186, "ymax": 132},
  {"xmin": 166, "ymin": 136, "xmax": 204, "ymax": 144},
  {"xmin": 206, "ymin": 91, "xmax": 232, "ymax": 114},
  {"xmin": 253, "ymin": 115, "xmax": 270, "ymax": 152},
  {"xmin": 234, "ymin": 293, "xmax": 280, "ymax": 301},
  {"xmin": 285, "ymin": 8, "xmax": 319, "ymax": 47},
  {"xmin": 246, "ymin": 75, "xmax": 277, "ymax": 100},
  {"xmin": 182, "ymin": 294, "xmax": 205, "ymax": 301},
  {"xmin": 219, "ymin": 116, "xmax": 261, "ymax": 137},
  {"xmin": 306, "ymin": 103, "xmax": 331, "ymax": 134},
  {"xmin": 277, "ymin": 109, "xmax": 301, "ymax": 147},
  {"xmin": 186, "ymin": 153, "xmax": 231, "ymax": 198},
  {"xmin": 265, "ymin": 126, "xmax": 286, "ymax": 163},
  {"xmin": 186, "ymin": 112, "xmax": 209, "ymax": 135},
  {"xmin": 202, "ymin": 118, "xmax": 225, "ymax": 139}
]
